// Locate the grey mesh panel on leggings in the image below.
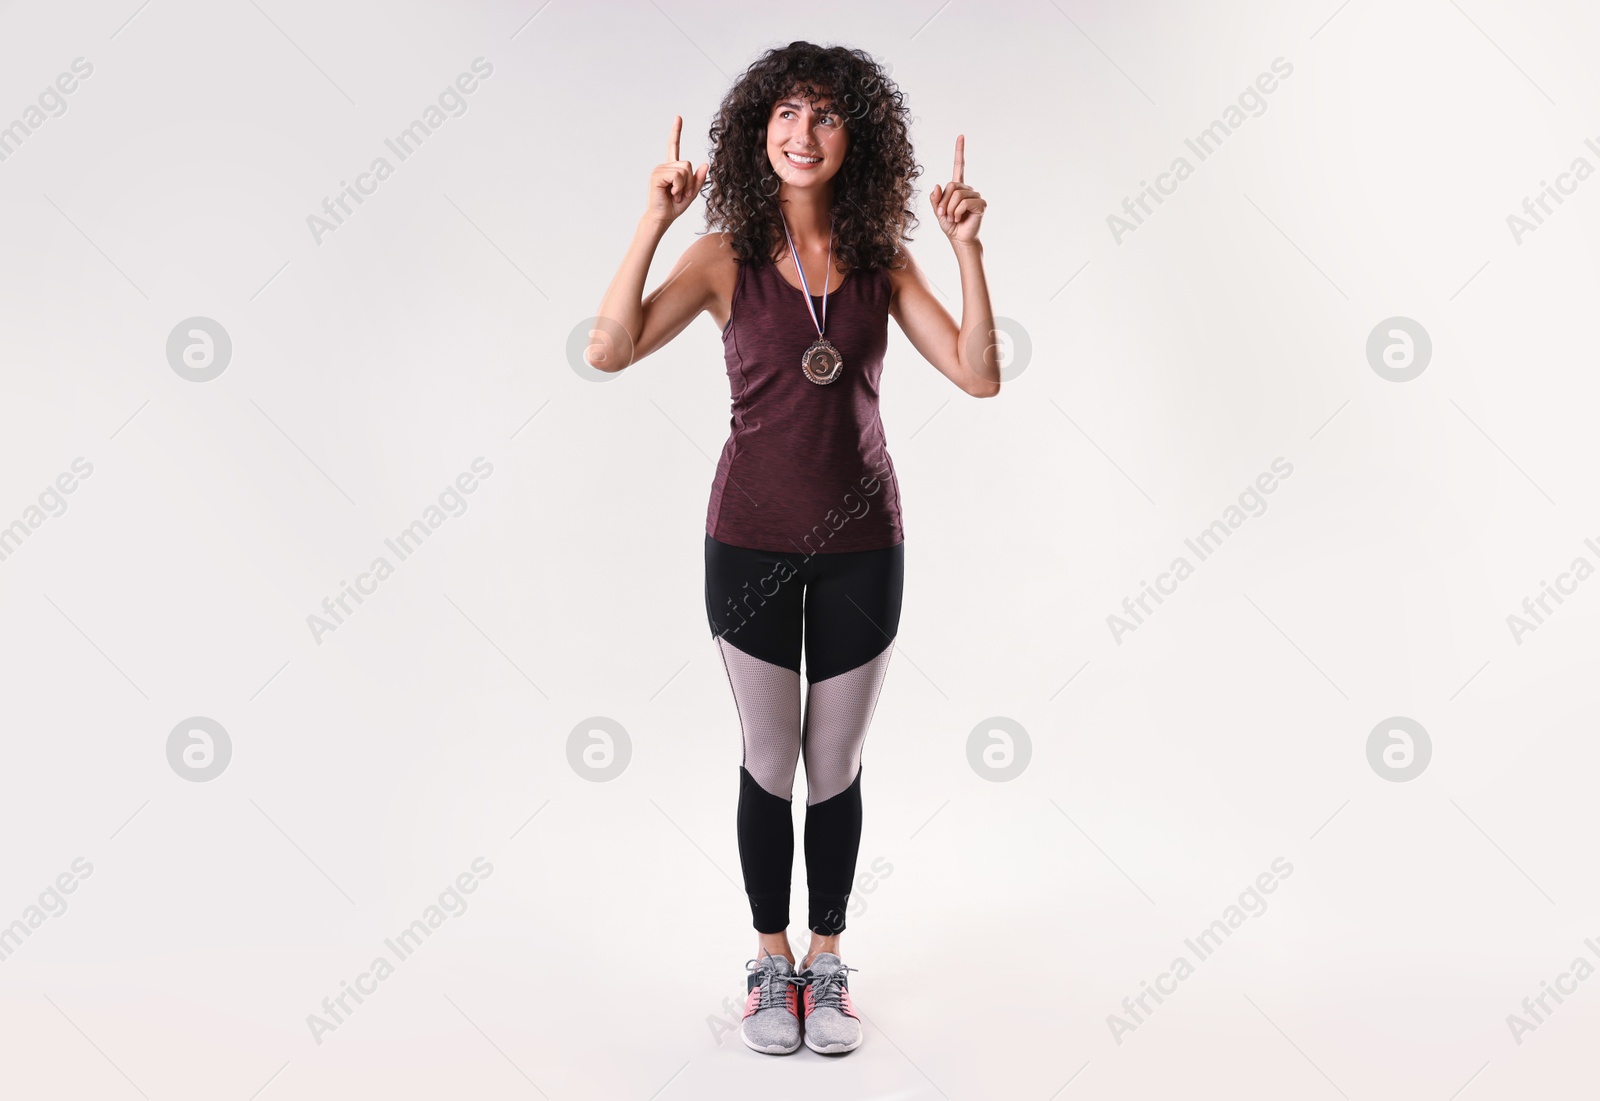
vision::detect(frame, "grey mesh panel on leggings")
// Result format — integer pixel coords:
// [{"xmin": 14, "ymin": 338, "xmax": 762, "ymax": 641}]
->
[
  {"xmin": 714, "ymin": 637, "xmax": 801, "ymax": 798},
  {"xmin": 715, "ymin": 635, "xmax": 894, "ymax": 804},
  {"xmin": 800, "ymin": 643, "xmax": 895, "ymax": 804}
]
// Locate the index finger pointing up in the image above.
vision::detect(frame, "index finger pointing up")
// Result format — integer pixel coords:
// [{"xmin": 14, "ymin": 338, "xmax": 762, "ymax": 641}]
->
[
  {"xmin": 668, "ymin": 115, "xmax": 682, "ymax": 162},
  {"xmin": 953, "ymin": 134, "xmax": 964, "ymax": 184}
]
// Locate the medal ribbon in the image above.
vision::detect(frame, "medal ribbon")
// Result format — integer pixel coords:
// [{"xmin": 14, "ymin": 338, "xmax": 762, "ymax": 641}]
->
[{"xmin": 780, "ymin": 211, "xmax": 833, "ymax": 341}]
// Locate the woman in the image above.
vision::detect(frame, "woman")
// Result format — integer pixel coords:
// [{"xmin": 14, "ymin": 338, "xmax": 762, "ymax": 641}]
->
[{"xmin": 588, "ymin": 41, "xmax": 996, "ymax": 1055}]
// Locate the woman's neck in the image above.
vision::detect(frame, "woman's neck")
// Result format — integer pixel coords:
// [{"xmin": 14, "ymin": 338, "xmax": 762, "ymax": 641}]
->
[{"xmin": 777, "ymin": 188, "xmax": 833, "ymax": 250}]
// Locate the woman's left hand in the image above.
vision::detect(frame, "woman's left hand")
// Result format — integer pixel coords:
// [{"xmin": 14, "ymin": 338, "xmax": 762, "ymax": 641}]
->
[{"xmin": 930, "ymin": 135, "xmax": 985, "ymax": 243}]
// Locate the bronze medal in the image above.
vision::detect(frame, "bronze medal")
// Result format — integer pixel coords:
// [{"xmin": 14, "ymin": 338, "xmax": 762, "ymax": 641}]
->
[{"xmin": 802, "ymin": 338, "xmax": 843, "ymax": 385}]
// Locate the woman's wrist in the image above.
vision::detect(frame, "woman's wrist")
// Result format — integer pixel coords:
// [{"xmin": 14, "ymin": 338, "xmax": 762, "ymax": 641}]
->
[{"xmin": 638, "ymin": 212, "xmax": 674, "ymax": 237}]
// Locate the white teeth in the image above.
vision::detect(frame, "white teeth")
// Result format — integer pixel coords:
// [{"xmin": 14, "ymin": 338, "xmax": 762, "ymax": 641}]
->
[{"xmin": 787, "ymin": 152, "xmax": 821, "ymax": 164}]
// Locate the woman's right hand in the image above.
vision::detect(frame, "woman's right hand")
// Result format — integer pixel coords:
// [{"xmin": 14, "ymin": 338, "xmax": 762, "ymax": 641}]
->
[{"xmin": 645, "ymin": 115, "xmax": 708, "ymax": 228}]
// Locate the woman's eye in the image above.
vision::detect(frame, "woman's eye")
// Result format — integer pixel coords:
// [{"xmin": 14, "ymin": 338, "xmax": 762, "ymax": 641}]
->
[{"xmin": 777, "ymin": 109, "xmax": 837, "ymax": 126}]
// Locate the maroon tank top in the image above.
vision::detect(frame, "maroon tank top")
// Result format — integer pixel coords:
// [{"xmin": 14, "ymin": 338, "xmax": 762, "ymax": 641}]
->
[{"xmin": 706, "ymin": 257, "xmax": 905, "ymax": 554}]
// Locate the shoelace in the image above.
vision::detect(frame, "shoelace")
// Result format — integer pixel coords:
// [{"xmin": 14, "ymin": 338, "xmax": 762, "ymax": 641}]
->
[
  {"xmin": 745, "ymin": 954, "xmax": 807, "ymax": 1011},
  {"xmin": 801, "ymin": 962, "xmax": 859, "ymax": 1012}
]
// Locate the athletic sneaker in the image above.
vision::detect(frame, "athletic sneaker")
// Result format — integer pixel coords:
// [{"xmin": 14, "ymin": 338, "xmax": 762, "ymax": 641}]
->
[
  {"xmin": 740, "ymin": 950, "xmax": 805, "ymax": 1055},
  {"xmin": 798, "ymin": 952, "xmax": 862, "ymax": 1053}
]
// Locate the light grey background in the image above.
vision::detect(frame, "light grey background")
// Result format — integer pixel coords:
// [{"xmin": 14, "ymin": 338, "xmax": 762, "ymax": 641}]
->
[{"xmin": 2, "ymin": 0, "xmax": 1598, "ymax": 1097}]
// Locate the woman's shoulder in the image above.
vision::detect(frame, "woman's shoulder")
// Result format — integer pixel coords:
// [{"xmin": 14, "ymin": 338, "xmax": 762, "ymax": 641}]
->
[
  {"xmin": 877, "ymin": 246, "xmax": 915, "ymax": 308},
  {"xmin": 681, "ymin": 230, "xmax": 742, "ymax": 296},
  {"xmin": 878, "ymin": 244, "xmax": 913, "ymax": 276},
  {"xmin": 685, "ymin": 229, "xmax": 740, "ymax": 264},
  {"xmin": 687, "ymin": 231, "xmax": 751, "ymax": 334}
]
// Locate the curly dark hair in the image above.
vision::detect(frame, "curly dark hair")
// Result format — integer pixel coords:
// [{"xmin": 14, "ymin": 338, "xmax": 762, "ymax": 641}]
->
[{"xmin": 701, "ymin": 41, "xmax": 920, "ymax": 274}]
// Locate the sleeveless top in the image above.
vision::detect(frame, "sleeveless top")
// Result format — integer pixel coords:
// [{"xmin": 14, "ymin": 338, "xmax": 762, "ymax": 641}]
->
[{"xmin": 706, "ymin": 256, "xmax": 905, "ymax": 554}]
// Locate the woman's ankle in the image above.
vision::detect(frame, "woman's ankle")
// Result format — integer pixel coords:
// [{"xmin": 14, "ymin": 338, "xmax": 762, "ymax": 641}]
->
[
  {"xmin": 756, "ymin": 933, "xmax": 794, "ymax": 965},
  {"xmin": 801, "ymin": 934, "xmax": 841, "ymax": 968}
]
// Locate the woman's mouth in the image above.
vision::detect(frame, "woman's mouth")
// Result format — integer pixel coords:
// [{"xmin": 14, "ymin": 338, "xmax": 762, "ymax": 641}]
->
[{"xmin": 785, "ymin": 151, "xmax": 822, "ymax": 168}]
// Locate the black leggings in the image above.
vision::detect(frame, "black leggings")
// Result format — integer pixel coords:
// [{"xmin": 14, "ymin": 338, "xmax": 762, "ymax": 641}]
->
[{"xmin": 704, "ymin": 533, "xmax": 904, "ymax": 936}]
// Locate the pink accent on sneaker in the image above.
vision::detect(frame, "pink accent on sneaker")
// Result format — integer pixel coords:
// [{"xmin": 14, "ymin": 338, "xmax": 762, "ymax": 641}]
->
[{"xmin": 746, "ymin": 983, "xmax": 799, "ymax": 1020}]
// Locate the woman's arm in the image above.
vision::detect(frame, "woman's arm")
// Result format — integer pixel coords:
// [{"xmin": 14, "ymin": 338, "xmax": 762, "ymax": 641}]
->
[
  {"xmin": 887, "ymin": 135, "xmax": 999, "ymax": 397},
  {"xmin": 585, "ymin": 115, "xmax": 711, "ymax": 372}
]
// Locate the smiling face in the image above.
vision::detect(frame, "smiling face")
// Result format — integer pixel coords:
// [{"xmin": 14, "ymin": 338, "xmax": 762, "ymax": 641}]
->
[{"xmin": 765, "ymin": 88, "xmax": 849, "ymax": 194}]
